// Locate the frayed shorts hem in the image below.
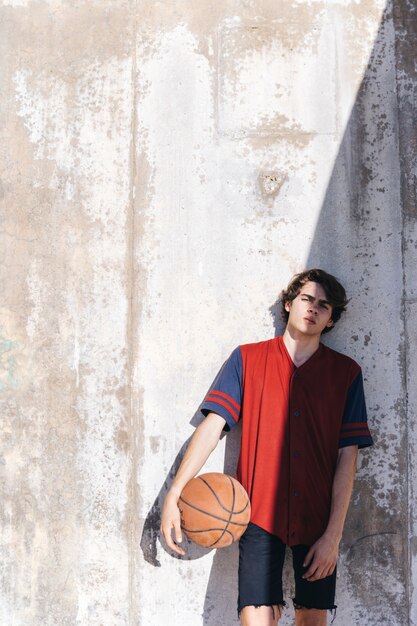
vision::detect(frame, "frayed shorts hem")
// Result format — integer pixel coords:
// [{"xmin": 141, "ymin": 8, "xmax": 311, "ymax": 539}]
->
[
  {"xmin": 293, "ymin": 601, "xmax": 338, "ymax": 623},
  {"xmin": 293, "ymin": 599, "xmax": 337, "ymax": 611},
  {"xmin": 237, "ymin": 600, "xmax": 287, "ymax": 620}
]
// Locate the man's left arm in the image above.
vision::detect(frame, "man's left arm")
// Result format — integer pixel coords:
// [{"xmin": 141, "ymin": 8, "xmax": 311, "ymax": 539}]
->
[{"xmin": 302, "ymin": 445, "xmax": 358, "ymax": 582}]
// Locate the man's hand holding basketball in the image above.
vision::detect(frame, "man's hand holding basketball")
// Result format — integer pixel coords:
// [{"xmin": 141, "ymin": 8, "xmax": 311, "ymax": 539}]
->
[
  {"xmin": 160, "ymin": 413, "xmax": 226, "ymax": 557},
  {"xmin": 301, "ymin": 533, "xmax": 339, "ymax": 582},
  {"xmin": 160, "ymin": 491, "xmax": 186, "ymax": 556}
]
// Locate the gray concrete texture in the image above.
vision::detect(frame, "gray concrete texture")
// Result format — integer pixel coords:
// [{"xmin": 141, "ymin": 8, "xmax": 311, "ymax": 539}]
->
[{"xmin": 0, "ymin": 0, "xmax": 416, "ymax": 624}]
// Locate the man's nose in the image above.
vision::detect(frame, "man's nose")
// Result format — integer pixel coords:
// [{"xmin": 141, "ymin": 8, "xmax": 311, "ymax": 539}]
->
[{"xmin": 308, "ymin": 303, "xmax": 318, "ymax": 314}]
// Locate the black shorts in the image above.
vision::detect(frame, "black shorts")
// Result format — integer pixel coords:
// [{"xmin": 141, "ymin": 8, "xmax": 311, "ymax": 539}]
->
[{"xmin": 238, "ymin": 522, "xmax": 337, "ymax": 617}]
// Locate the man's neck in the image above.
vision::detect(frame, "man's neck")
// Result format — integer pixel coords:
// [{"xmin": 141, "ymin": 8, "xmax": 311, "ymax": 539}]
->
[{"xmin": 282, "ymin": 327, "xmax": 321, "ymax": 367}]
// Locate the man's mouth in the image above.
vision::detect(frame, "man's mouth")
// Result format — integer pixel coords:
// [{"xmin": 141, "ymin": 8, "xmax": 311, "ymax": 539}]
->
[{"xmin": 304, "ymin": 317, "xmax": 316, "ymax": 324}]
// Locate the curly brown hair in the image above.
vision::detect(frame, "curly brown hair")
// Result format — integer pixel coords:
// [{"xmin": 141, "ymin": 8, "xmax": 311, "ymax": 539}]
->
[{"xmin": 280, "ymin": 268, "xmax": 349, "ymax": 333}]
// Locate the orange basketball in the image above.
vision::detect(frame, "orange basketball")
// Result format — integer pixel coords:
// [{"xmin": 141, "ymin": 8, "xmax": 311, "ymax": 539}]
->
[{"xmin": 179, "ymin": 472, "xmax": 251, "ymax": 548}]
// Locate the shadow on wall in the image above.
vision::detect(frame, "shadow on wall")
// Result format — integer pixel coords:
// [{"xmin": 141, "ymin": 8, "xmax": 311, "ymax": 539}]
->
[
  {"xmin": 140, "ymin": 427, "xmax": 211, "ymax": 567},
  {"xmin": 202, "ymin": 4, "xmax": 408, "ymax": 624},
  {"xmin": 304, "ymin": 2, "xmax": 408, "ymax": 623},
  {"xmin": 141, "ymin": 3, "xmax": 410, "ymax": 624},
  {"xmin": 140, "ymin": 381, "xmax": 240, "ymax": 567}
]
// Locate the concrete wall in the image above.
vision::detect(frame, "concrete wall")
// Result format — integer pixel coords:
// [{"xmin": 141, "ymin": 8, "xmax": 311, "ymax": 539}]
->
[{"xmin": 1, "ymin": 1, "xmax": 416, "ymax": 624}]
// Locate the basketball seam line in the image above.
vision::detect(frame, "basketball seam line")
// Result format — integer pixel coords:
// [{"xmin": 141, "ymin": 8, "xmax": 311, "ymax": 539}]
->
[
  {"xmin": 181, "ymin": 527, "xmax": 235, "ymax": 539},
  {"xmin": 207, "ymin": 475, "xmax": 236, "ymax": 547},
  {"xmin": 178, "ymin": 496, "xmax": 248, "ymax": 526},
  {"xmin": 197, "ymin": 476, "xmax": 249, "ymax": 515}
]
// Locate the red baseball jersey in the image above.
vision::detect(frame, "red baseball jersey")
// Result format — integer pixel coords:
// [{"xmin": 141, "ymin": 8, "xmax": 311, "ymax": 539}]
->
[{"xmin": 201, "ymin": 336, "xmax": 373, "ymax": 546}]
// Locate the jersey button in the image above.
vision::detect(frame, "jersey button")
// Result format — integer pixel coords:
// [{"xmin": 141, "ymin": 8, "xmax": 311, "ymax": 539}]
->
[
  {"xmin": 293, "ymin": 491, "xmax": 299, "ymax": 497},
  {"xmin": 294, "ymin": 451, "xmax": 300, "ymax": 458},
  {"xmin": 294, "ymin": 410, "xmax": 300, "ymax": 417}
]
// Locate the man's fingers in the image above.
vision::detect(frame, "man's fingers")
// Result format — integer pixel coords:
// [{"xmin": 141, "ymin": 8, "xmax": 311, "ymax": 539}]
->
[
  {"xmin": 303, "ymin": 561, "xmax": 318, "ymax": 579},
  {"xmin": 166, "ymin": 535, "xmax": 185, "ymax": 556},
  {"xmin": 161, "ymin": 523, "xmax": 186, "ymax": 555},
  {"xmin": 303, "ymin": 547, "xmax": 315, "ymax": 568},
  {"xmin": 306, "ymin": 566, "xmax": 325, "ymax": 582},
  {"xmin": 305, "ymin": 561, "xmax": 336, "ymax": 581},
  {"xmin": 325, "ymin": 563, "xmax": 336, "ymax": 578},
  {"xmin": 172, "ymin": 541, "xmax": 186, "ymax": 556},
  {"xmin": 302, "ymin": 549, "xmax": 318, "ymax": 578},
  {"xmin": 174, "ymin": 519, "xmax": 183, "ymax": 544}
]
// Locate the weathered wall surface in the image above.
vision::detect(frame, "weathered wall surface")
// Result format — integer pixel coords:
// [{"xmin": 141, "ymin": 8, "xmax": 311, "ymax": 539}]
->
[{"xmin": 0, "ymin": 1, "xmax": 415, "ymax": 624}]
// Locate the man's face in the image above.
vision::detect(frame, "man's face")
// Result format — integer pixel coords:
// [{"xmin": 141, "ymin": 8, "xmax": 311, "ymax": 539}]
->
[{"xmin": 285, "ymin": 281, "xmax": 334, "ymax": 337}]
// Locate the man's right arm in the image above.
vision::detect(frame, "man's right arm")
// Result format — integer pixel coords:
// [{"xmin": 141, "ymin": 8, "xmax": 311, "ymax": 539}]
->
[{"xmin": 160, "ymin": 412, "xmax": 226, "ymax": 555}]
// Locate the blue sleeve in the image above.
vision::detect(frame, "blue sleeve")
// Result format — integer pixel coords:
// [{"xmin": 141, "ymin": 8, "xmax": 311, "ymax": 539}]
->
[
  {"xmin": 200, "ymin": 347, "xmax": 243, "ymax": 432},
  {"xmin": 339, "ymin": 370, "xmax": 374, "ymax": 449}
]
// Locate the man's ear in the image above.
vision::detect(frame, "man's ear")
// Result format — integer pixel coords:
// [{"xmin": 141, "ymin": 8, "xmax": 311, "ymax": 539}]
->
[
  {"xmin": 284, "ymin": 300, "xmax": 291, "ymax": 312},
  {"xmin": 326, "ymin": 318, "xmax": 334, "ymax": 327}
]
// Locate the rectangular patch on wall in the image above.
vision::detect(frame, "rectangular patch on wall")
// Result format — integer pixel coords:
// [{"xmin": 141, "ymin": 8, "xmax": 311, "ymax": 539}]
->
[{"xmin": 216, "ymin": 15, "xmax": 337, "ymax": 139}]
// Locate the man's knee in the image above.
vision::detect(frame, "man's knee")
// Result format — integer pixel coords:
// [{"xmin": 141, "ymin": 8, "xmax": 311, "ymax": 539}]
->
[
  {"xmin": 294, "ymin": 606, "xmax": 327, "ymax": 626},
  {"xmin": 239, "ymin": 604, "xmax": 282, "ymax": 625}
]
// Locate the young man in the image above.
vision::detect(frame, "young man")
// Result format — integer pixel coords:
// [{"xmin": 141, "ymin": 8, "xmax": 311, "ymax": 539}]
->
[{"xmin": 161, "ymin": 269, "xmax": 373, "ymax": 626}]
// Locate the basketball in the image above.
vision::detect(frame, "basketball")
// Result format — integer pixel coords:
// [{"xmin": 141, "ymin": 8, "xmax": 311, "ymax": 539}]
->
[{"xmin": 179, "ymin": 472, "xmax": 251, "ymax": 548}]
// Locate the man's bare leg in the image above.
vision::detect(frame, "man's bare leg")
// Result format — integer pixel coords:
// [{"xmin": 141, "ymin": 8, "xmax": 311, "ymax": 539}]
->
[
  {"xmin": 240, "ymin": 604, "xmax": 282, "ymax": 626},
  {"xmin": 294, "ymin": 607, "xmax": 327, "ymax": 626}
]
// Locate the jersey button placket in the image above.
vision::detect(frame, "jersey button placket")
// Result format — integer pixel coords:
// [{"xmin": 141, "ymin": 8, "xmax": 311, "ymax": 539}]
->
[
  {"xmin": 291, "ymin": 370, "xmax": 305, "ymax": 542},
  {"xmin": 291, "ymin": 410, "xmax": 300, "ymax": 498},
  {"xmin": 289, "ymin": 370, "xmax": 302, "ymax": 542}
]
